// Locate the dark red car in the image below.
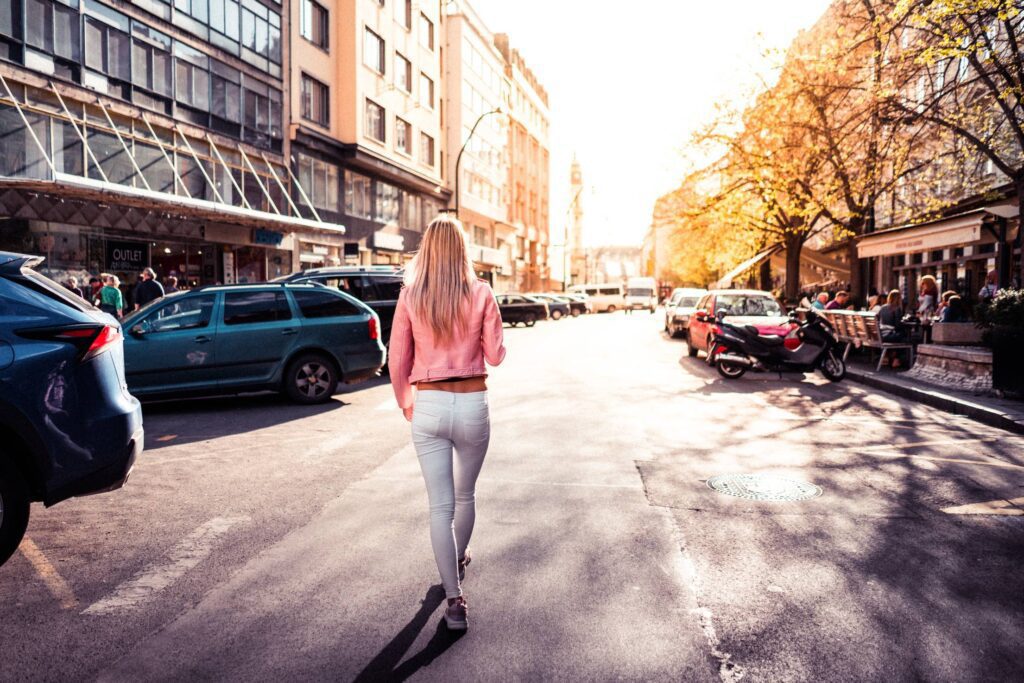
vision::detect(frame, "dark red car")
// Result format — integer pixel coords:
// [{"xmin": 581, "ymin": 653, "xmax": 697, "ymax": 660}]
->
[{"xmin": 686, "ymin": 289, "xmax": 791, "ymax": 358}]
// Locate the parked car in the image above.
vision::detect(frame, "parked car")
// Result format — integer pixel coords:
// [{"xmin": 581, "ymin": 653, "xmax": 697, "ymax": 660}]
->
[
  {"xmin": 0, "ymin": 252, "xmax": 143, "ymax": 566},
  {"xmin": 121, "ymin": 282, "xmax": 384, "ymax": 404},
  {"xmin": 496, "ymin": 293, "xmax": 549, "ymax": 326},
  {"xmin": 276, "ymin": 266, "xmax": 403, "ymax": 350},
  {"xmin": 567, "ymin": 283, "xmax": 624, "ymax": 313},
  {"xmin": 562, "ymin": 293, "xmax": 592, "ymax": 314},
  {"xmin": 526, "ymin": 294, "xmax": 572, "ymax": 320},
  {"xmin": 664, "ymin": 287, "xmax": 708, "ymax": 338},
  {"xmin": 552, "ymin": 294, "xmax": 588, "ymax": 317},
  {"xmin": 685, "ymin": 289, "xmax": 790, "ymax": 358}
]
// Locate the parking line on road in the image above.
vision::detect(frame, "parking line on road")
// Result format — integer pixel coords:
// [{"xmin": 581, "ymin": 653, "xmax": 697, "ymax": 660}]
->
[
  {"xmin": 19, "ymin": 537, "xmax": 78, "ymax": 610},
  {"xmin": 82, "ymin": 516, "xmax": 249, "ymax": 616}
]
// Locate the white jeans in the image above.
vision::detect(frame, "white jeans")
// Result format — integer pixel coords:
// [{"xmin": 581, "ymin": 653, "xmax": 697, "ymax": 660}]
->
[{"xmin": 411, "ymin": 390, "xmax": 490, "ymax": 599}]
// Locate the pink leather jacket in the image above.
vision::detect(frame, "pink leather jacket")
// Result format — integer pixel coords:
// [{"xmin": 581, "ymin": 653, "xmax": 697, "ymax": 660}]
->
[{"xmin": 388, "ymin": 280, "xmax": 506, "ymax": 409}]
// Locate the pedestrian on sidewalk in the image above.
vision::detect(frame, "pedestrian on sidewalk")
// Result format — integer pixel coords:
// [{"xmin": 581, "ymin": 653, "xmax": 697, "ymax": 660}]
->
[
  {"xmin": 96, "ymin": 274, "xmax": 124, "ymax": 319},
  {"xmin": 133, "ymin": 267, "xmax": 165, "ymax": 311},
  {"xmin": 388, "ymin": 214, "xmax": 507, "ymax": 632}
]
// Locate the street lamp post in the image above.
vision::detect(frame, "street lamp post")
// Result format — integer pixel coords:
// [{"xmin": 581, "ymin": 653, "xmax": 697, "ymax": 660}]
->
[{"xmin": 453, "ymin": 108, "xmax": 502, "ymax": 215}]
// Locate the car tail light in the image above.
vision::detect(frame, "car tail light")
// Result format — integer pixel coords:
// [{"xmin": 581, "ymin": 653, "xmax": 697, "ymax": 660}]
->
[
  {"xmin": 17, "ymin": 324, "xmax": 122, "ymax": 361},
  {"xmin": 368, "ymin": 317, "xmax": 379, "ymax": 340}
]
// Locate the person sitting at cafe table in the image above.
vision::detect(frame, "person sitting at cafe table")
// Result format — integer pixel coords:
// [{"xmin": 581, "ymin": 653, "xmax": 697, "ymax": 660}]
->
[
  {"xmin": 811, "ymin": 292, "xmax": 829, "ymax": 310},
  {"xmin": 878, "ymin": 290, "xmax": 909, "ymax": 368},
  {"xmin": 939, "ymin": 295, "xmax": 968, "ymax": 323},
  {"xmin": 825, "ymin": 290, "xmax": 851, "ymax": 310},
  {"xmin": 917, "ymin": 275, "xmax": 939, "ymax": 317},
  {"xmin": 935, "ymin": 290, "xmax": 957, "ymax": 319},
  {"xmin": 978, "ymin": 269, "xmax": 999, "ymax": 301}
]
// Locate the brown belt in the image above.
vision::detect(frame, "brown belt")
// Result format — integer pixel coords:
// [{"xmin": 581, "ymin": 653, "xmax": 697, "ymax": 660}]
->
[{"xmin": 416, "ymin": 376, "xmax": 487, "ymax": 392}]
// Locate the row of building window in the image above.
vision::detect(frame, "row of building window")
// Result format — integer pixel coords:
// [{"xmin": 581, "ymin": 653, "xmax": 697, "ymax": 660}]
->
[
  {"xmin": 1, "ymin": 0, "xmax": 283, "ymax": 149},
  {"xmin": 295, "ymin": 154, "xmax": 443, "ymax": 231},
  {"xmin": 363, "ymin": 27, "xmax": 435, "ymax": 109},
  {"xmin": 297, "ymin": 73, "xmax": 434, "ymax": 168}
]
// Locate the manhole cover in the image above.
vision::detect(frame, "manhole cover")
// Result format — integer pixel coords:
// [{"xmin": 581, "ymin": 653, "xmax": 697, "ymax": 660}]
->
[{"xmin": 706, "ymin": 474, "xmax": 822, "ymax": 502}]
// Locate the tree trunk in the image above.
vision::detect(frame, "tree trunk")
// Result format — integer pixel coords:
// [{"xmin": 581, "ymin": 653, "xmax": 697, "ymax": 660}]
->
[
  {"xmin": 1016, "ymin": 176, "xmax": 1024, "ymax": 288},
  {"xmin": 846, "ymin": 216, "xmax": 866, "ymax": 306},
  {"xmin": 784, "ymin": 235, "xmax": 804, "ymax": 305},
  {"xmin": 758, "ymin": 257, "xmax": 772, "ymax": 291}
]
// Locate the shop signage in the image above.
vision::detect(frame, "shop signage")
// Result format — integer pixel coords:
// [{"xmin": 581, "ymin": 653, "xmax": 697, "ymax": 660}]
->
[
  {"xmin": 253, "ymin": 228, "xmax": 284, "ymax": 246},
  {"xmin": 858, "ymin": 223, "xmax": 983, "ymax": 259},
  {"xmin": 106, "ymin": 240, "xmax": 150, "ymax": 271},
  {"xmin": 373, "ymin": 230, "xmax": 405, "ymax": 252},
  {"xmin": 311, "ymin": 245, "xmax": 329, "ymax": 255}
]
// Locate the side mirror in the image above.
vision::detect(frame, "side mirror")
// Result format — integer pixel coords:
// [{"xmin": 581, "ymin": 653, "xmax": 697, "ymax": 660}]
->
[{"xmin": 694, "ymin": 310, "xmax": 709, "ymax": 322}]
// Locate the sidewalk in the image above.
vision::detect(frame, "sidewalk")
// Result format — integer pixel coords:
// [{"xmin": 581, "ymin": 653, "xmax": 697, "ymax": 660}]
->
[{"xmin": 845, "ymin": 357, "xmax": 1024, "ymax": 435}]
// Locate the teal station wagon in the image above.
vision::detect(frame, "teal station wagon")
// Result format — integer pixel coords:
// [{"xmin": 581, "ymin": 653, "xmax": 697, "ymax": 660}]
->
[{"xmin": 121, "ymin": 283, "xmax": 385, "ymax": 404}]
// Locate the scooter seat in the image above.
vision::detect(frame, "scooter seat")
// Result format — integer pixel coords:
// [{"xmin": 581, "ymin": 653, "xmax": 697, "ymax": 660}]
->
[{"xmin": 757, "ymin": 334, "xmax": 785, "ymax": 346}]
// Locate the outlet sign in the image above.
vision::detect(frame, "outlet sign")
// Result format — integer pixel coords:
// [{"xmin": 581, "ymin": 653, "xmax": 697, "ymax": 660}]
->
[{"xmin": 105, "ymin": 240, "xmax": 149, "ymax": 272}]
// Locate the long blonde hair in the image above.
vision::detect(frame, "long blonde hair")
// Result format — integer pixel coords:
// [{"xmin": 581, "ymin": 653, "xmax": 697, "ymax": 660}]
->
[{"xmin": 404, "ymin": 214, "xmax": 477, "ymax": 343}]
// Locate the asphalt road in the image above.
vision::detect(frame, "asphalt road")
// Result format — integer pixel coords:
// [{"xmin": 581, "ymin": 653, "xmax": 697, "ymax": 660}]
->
[{"xmin": 2, "ymin": 310, "xmax": 1023, "ymax": 682}]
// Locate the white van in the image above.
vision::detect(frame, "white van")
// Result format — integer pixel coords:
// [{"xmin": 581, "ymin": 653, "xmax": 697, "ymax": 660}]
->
[
  {"xmin": 625, "ymin": 277, "xmax": 658, "ymax": 312},
  {"xmin": 568, "ymin": 283, "xmax": 625, "ymax": 313}
]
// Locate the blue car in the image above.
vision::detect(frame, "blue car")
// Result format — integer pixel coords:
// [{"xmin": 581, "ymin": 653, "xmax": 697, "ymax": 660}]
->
[
  {"xmin": 0, "ymin": 252, "xmax": 143, "ymax": 566},
  {"xmin": 120, "ymin": 282, "xmax": 385, "ymax": 404}
]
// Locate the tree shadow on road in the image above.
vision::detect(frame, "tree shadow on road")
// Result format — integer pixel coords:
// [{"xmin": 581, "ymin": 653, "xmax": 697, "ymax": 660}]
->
[{"xmin": 352, "ymin": 584, "xmax": 465, "ymax": 682}]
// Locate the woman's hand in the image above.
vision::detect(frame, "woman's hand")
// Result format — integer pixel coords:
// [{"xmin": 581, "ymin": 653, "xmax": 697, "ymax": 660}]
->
[{"xmin": 403, "ymin": 406, "xmax": 414, "ymax": 422}]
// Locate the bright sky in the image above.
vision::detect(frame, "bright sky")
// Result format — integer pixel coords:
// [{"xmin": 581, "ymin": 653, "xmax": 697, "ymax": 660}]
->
[{"xmin": 470, "ymin": 0, "xmax": 833, "ymax": 254}]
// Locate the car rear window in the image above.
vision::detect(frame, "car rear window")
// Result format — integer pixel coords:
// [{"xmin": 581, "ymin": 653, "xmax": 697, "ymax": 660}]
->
[
  {"xmin": 716, "ymin": 295, "xmax": 782, "ymax": 316},
  {"xmin": 8, "ymin": 265, "xmax": 95, "ymax": 313},
  {"xmin": 599, "ymin": 287, "xmax": 620, "ymax": 296},
  {"xmin": 372, "ymin": 278, "xmax": 403, "ymax": 301},
  {"xmin": 291, "ymin": 289, "xmax": 362, "ymax": 318},
  {"xmin": 223, "ymin": 290, "xmax": 292, "ymax": 325},
  {"xmin": 678, "ymin": 297, "xmax": 700, "ymax": 307}
]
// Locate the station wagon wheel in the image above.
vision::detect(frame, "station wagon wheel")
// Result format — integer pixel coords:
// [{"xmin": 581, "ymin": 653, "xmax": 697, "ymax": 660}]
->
[
  {"xmin": 686, "ymin": 330, "xmax": 699, "ymax": 357},
  {"xmin": 284, "ymin": 353, "xmax": 339, "ymax": 405},
  {"xmin": 0, "ymin": 457, "xmax": 31, "ymax": 567},
  {"xmin": 551, "ymin": 309, "xmax": 563, "ymax": 320},
  {"xmin": 524, "ymin": 313, "xmax": 537, "ymax": 327}
]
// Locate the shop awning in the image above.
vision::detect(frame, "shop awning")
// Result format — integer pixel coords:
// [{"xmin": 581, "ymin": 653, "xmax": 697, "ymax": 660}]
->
[
  {"xmin": 0, "ymin": 173, "xmax": 345, "ymax": 236},
  {"xmin": 714, "ymin": 244, "xmax": 782, "ymax": 289},
  {"xmin": 856, "ymin": 210, "xmax": 993, "ymax": 259}
]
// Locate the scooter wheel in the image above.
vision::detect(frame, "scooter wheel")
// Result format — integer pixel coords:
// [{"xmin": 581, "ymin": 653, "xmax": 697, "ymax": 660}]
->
[
  {"xmin": 819, "ymin": 351, "xmax": 846, "ymax": 381},
  {"xmin": 716, "ymin": 360, "xmax": 747, "ymax": 379}
]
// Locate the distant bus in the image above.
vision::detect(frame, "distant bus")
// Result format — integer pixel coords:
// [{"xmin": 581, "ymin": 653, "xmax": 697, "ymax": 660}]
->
[
  {"xmin": 567, "ymin": 283, "xmax": 625, "ymax": 313},
  {"xmin": 625, "ymin": 277, "xmax": 658, "ymax": 312}
]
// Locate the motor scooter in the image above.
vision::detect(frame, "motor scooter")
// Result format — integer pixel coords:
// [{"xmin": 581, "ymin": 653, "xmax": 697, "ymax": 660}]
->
[{"xmin": 707, "ymin": 308, "xmax": 846, "ymax": 381}]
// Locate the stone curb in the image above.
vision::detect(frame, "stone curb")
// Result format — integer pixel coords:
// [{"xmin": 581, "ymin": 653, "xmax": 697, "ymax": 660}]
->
[{"xmin": 846, "ymin": 368, "xmax": 1024, "ymax": 436}]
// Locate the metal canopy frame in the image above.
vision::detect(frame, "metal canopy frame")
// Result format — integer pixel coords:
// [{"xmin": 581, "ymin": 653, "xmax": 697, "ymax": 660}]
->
[{"xmin": 0, "ymin": 76, "xmax": 345, "ymax": 236}]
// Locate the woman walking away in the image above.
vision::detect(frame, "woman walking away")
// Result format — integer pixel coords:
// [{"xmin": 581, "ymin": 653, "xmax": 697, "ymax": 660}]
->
[{"xmin": 388, "ymin": 214, "xmax": 506, "ymax": 631}]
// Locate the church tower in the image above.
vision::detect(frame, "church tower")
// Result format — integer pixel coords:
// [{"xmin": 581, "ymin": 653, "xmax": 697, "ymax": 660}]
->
[{"xmin": 568, "ymin": 158, "xmax": 586, "ymax": 284}]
